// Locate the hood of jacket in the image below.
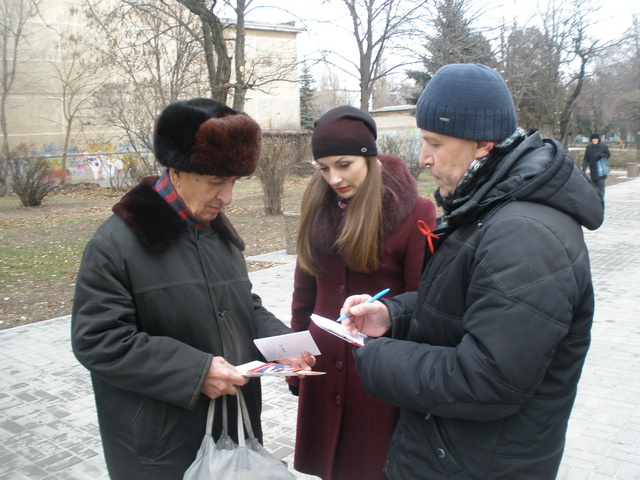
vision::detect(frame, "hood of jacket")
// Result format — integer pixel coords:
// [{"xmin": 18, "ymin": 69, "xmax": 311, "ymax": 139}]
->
[
  {"xmin": 111, "ymin": 176, "xmax": 244, "ymax": 252},
  {"xmin": 447, "ymin": 132, "xmax": 604, "ymax": 231},
  {"xmin": 312, "ymin": 153, "xmax": 420, "ymax": 255}
]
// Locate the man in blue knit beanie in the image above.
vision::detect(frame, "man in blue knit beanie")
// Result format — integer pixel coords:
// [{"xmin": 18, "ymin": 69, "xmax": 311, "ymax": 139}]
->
[{"xmin": 338, "ymin": 64, "xmax": 604, "ymax": 479}]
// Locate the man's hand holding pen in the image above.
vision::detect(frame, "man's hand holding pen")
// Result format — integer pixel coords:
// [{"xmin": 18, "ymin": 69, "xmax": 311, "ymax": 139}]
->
[{"xmin": 339, "ymin": 294, "xmax": 392, "ymax": 339}]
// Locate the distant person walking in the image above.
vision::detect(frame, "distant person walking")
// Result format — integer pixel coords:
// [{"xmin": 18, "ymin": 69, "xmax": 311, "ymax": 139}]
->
[{"xmin": 582, "ymin": 133, "xmax": 611, "ymax": 199}]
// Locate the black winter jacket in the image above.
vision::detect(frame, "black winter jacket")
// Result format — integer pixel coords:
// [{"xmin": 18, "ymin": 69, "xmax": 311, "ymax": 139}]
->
[
  {"xmin": 582, "ymin": 141, "xmax": 611, "ymax": 181},
  {"xmin": 71, "ymin": 177, "xmax": 291, "ymax": 479},
  {"xmin": 354, "ymin": 133, "xmax": 604, "ymax": 479}
]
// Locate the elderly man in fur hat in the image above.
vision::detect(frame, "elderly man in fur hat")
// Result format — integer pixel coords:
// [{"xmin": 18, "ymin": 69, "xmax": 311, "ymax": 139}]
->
[{"xmin": 71, "ymin": 98, "xmax": 315, "ymax": 479}]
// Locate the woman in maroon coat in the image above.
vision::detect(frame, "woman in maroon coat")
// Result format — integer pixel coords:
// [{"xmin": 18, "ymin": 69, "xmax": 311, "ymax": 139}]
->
[{"xmin": 288, "ymin": 106, "xmax": 437, "ymax": 479}]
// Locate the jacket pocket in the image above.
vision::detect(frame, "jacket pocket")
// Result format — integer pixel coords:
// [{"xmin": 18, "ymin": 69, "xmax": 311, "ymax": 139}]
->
[
  {"xmin": 132, "ymin": 397, "xmax": 192, "ymax": 462},
  {"xmin": 426, "ymin": 415, "xmax": 467, "ymax": 476},
  {"xmin": 439, "ymin": 416, "xmax": 503, "ymax": 478},
  {"xmin": 132, "ymin": 398, "xmax": 164, "ymax": 461},
  {"xmin": 387, "ymin": 410, "xmax": 467, "ymax": 478}
]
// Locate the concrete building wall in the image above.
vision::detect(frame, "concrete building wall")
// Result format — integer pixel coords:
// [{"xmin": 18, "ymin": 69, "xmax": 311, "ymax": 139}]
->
[
  {"xmin": 240, "ymin": 24, "xmax": 301, "ymax": 130},
  {"xmin": 369, "ymin": 105, "xmax": 417, "ymax": 132},
  {"xmin": 4, "ymin": 0, "xmax": 301, "ymax": 152}
]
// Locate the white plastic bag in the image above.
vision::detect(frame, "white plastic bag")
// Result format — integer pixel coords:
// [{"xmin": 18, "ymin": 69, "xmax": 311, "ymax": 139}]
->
[{"xmin": 183, "ymin": 390, "xmax": 295, "ymax": 480}]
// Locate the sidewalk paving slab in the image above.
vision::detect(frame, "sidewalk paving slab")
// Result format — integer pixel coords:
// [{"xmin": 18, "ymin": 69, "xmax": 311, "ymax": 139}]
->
[{"xmin": 0, "ymin": 178, "xmax": 638, "ymax": 479}]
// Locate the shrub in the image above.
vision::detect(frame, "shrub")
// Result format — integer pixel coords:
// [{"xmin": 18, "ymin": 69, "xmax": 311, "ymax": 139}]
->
[
  {"xmin": 378, "ymin": 132, "xmax": 425, "ymax": 179},
  {"xmin": 258, "ymin": 132, "xmax": 300, "ymax": 215},
  {"xmin": 8, "ymin": 149, "xmax": 57, "ymax": 207}
]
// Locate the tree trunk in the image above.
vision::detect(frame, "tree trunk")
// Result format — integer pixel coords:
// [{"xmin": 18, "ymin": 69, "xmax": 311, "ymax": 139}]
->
[
  {"xmin": 559, "ymin": 55, "xmax": 587, "ymax": 147},
  {"xmin": 60, "ymin": 119, "xmax": 74, "ymax": 186},
  {"xmin": 210, "ymin": 15, "xmax": 231, "ymax": 103},
  {"xmin": 232, "ymin": 0, "xmax": 247, "ymax": 111},
  {"xmin": 178, "ymin": 1, "xmax": 231, "ymax": 103}
]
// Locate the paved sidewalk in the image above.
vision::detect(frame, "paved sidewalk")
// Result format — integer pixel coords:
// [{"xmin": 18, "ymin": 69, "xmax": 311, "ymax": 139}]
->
[{"xmin": 1, "ymin": 178, "xmax": 639, "ymax": 479}]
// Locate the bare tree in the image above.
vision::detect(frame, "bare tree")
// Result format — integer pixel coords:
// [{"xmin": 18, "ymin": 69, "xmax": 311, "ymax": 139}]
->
[
  {"xmin": 371, "ymin": 62, "xmax": 413, "ymax": 108},
  {"xmin": 311, "ymin": 69, "xmax": 357, "ymax": 114},
  {"xmin": 221, "ymin": 0, "xmax": 302, "ymax": 112},
  {"xmin": 324, "ymin": 0, "xmax": 428, "ymax": 112},
  {"xmin": 225, "ymin": 0, "xmax": 249, "ymax": 110},
  {"xmin": 95, "ymin": 0, "xmax": 298, "ymax": 115},
  {"xmin": 555, "ymin": 1, "xmax": 616, "ymax": 146},
  {"xmin": 610, "ymin": 16, "xmax": 640, "ymax": 154},
  {"xmin": 173, "ymin": 0, "xmax": 299, "ymax": 111},
  {"xmin": 84, "ymin": 0, "xmax": 208, "ymax": 183},
  {"xmin": 570, "ymin": 16, "xmax": 638, "ymax": 150},
  {"xmin": 497, "ymin": 0, "xmax": 616, "ymax": 143},
  {"xmin": 46, "ymin": 7, "xmax": 105, "ymax": 184},
  {"xmin": 175, "ymin": 0, "xmax": 232, "ymax": 103},
  {"xmin": 572, "ymin": 59, "xmax": 618, "ymax": 137},
  {"xmin": 0, "ymin": 0, "xmax": 41, "ymax": 195},
  {"xmin": 527, "ymin": 0, "xmax": 617, "ymax": 144}
]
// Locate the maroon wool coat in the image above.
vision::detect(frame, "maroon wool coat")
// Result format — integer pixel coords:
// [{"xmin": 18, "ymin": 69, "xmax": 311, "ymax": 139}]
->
[{"xmin": 289, "ymin": 155, "xmax": 437, "ymax": 480}]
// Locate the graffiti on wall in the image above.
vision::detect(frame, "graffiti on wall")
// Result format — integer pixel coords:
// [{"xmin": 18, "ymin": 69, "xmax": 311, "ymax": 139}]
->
[
  {"xmin": 81, "ymin": 152, "xmax": 124, "ymax": 181},
  {"xmin": 20, "ymin": 142, "xmax": 152, "ymax": 186}
]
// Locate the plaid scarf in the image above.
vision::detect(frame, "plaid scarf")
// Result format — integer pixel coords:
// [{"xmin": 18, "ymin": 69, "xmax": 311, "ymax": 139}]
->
[{"xmin": 154, "ymin": 168, "xmax": 209, "ymax": 229}]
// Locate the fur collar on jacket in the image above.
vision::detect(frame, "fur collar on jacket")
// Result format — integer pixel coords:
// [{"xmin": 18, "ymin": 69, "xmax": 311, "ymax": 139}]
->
[
  {"xmin": 312, "ymin": 154, "xmax": 419, "ymax": 256},
  {"xmin": 112, "ymin": 176, "xmax": 244, "ymax": 253}
]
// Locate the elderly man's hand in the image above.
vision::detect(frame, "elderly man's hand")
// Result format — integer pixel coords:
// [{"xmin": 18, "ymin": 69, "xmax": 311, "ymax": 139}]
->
[
  {"xmin": 201, "ymin": 356, "xmax": 248, "ymax": 398},
  {"xmin": 279, "ymin": 351, "xmax": 317, "ymax": 375}
]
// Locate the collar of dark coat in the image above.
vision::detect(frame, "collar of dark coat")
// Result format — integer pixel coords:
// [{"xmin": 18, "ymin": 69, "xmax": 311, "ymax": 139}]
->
[
  {"xmin": 111, "ymin": 176, "xmax": 245, "ymax": 253},
  {"xmin": 312, "ymin": 154, "xmax": 419, "ymax": 255}
]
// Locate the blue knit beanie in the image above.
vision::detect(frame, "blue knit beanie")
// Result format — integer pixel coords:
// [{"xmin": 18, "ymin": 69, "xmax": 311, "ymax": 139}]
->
[{"xmin": 416, "ymin": 64, "xmax": 517, "ymax": 142}]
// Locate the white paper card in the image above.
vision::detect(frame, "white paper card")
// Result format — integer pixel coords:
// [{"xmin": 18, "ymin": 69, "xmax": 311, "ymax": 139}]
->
[
  {"xmin": 253, "ymin": 330, "xmax": 321, "ymax": 361},
  {"xmin": 310, "ymin": 314, "xmax": 368, "ymax": 347}
]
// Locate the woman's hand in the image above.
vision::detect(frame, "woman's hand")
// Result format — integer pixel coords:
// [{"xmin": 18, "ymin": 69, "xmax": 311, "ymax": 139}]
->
[{"xmin": 280, "ymin": 351, "xmax": 317, "ymax": 375}]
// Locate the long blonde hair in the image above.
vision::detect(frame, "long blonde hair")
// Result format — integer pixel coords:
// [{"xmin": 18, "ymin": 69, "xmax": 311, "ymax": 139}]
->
[{"xmin": 296, "ymin": 156, "xmax": 383, "ymax": 276}]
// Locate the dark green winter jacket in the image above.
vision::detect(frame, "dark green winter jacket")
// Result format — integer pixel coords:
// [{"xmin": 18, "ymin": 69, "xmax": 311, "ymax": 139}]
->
[{"xmin": 71, "ymin": 176, "xmax": 291, "ymax": 479}]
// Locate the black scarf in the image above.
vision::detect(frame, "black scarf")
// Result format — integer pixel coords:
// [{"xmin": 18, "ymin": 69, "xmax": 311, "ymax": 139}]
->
[{"xmin": 436, "ymin": 128, "xmax": 526, "ymax": 230}]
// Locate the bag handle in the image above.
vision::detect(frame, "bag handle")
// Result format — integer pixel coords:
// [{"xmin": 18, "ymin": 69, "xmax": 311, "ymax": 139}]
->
[
  {"xmin": 221, "ymin": 395, "xmax": 229, "ymax": 438},
  {"xmin": 205, "ymin": 390, "xmax": 253, "ymax": 446},
  {"xmin": 205, "ymin": 397, "xmax": 216, "ymax": 436},
  {"xmin": 235, "ymin": 389, "xmax": 258, "ymax": 447},
  {"xmin": 205, "ymin": 396, "xmax": 230, "ymax": 439}
]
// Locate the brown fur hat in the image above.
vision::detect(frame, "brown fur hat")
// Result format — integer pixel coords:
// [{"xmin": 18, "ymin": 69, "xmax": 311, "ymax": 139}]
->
[{"xmin": 153, "ymin": 98, "xmax": 261, "ymax": 177}]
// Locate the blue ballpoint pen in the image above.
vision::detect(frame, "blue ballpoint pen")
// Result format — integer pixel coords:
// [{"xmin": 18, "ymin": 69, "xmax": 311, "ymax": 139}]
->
[{"xmin": 336, "ymin": 288, "xmax": 391, "ymax": 323}]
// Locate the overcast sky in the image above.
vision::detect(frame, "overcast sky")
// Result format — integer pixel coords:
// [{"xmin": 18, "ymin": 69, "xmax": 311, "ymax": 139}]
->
[
  {"xmin": 245, "ymin": 0, "xmax": 639, "ymax": 89},
  {"xmin": 248, "ymin": 0, "xmax": 639, "ymax": 46}
]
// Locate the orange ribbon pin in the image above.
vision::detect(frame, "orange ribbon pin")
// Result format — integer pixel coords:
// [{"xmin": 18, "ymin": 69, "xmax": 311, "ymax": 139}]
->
[{"xmin": 417, "ymin": 220, "xmax": 440, "ymax": 254}]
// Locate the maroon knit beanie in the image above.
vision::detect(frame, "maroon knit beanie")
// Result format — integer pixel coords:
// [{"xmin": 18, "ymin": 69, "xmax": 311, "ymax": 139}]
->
[
  {"xmin": 153, "ymin": 98, "xmax": 261, "ymax": 177},
  {"xmin": 312, "ymin": 106, "xmax": 378, "ymax": 159}
]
